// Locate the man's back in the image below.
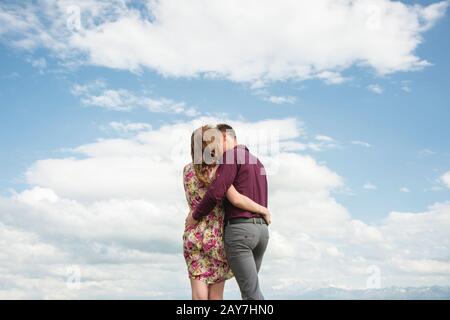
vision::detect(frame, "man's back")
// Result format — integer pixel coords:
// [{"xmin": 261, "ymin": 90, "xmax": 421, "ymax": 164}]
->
[
  {"xmin": 192, "ymin": 145, "xmax": 268, "ymax": 221},
  {"xmin": 222, "ymin": 145, "xmax": 268, "ymax": 221}
]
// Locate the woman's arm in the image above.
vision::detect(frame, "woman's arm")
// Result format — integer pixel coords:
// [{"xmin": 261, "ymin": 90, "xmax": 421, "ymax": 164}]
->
[{"xmin": 226, "ymin": 185, "xmax": 271, "ymax": 224}]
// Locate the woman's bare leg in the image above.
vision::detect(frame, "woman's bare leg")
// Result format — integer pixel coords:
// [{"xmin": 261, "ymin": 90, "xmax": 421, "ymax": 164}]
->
[
  {"xmin": 190, "ymin": 278, "xmax": 209, "ymax": 300},
  {"xmin": 208, "ymin": 281, "xmax": 225, "ymax": 300}
]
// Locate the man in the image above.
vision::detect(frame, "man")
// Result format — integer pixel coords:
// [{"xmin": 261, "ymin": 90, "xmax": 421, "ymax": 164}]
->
[{"xmin": 186, "ymin": 124, "xmax": 270, "ymax": 300}]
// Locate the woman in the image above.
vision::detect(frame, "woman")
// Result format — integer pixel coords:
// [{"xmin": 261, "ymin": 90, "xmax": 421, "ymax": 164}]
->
[{"xmin": 183, "ymin": 125, "xmax": 270, "ymax": 300}]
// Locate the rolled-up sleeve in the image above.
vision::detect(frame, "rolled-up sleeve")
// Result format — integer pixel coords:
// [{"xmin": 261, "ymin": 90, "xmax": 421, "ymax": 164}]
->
[{"xmin": 192, "ymin": 160, "xmax": 237, "ymax": 220}]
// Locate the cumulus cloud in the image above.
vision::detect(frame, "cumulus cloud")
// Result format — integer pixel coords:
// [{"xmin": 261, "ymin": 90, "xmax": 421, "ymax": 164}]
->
[
  {"xmin": 250, "ymin": 86, "xmax": 297, "ymax": 104},
  {"xmin": 419, "ymin": 149, "xmax": 436, "ymax": 156},
  {"xmin": 441, "ymin": 171, "xmax": 450, "ymax": 188},
  {"xmin": 305, "ymin": 135, "xmax": 339, "ymax": 151},
  {"xmin": 364, "ymin": 182, "xmax": 378, "ymax": 190},
  {"xmin": 263, "ymin": 95, "xmax": 296, "ymax": 105},
  {"xmin": 351, "ymin": 140, "xmax": 372, "ymax": 148},
  {"xmin": 107, "ymin": 121, "xmax": 152, "ymax": 133},
  {"xmin": 315, "ymin": 135, "xmax": 334, "ymax": 142},
  {"xmin": 71, "ymin": 80, "xmax": 198, "ymax": 116},
  {"xmin": 367, "ymin": 84, "xmax": 384, "ymax": 94},
  {"xmin": 401, "ymin": 83, "xmax": 412, "ymax": 92},
  {"xmin": 316, "ymin": 71, "xmax": 349, "ymax": 85},
  {"xmin": 26, "ymin": 57, "xmax": 47, "ymax": 72},
  {"xmin": 381, "ymin": 202, "xmax": 450, "ymax": 264},
  {"xmin": 1, "ymin": 117, "xmax": 450, "ymax": 298},
  {"xmin": 0, "ymin": 0, "xmax": 448, "ymax": 83}
]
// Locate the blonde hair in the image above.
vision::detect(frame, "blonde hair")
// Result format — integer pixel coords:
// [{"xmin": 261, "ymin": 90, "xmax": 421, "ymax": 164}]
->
[{"xmin": 190, "ymin": 125, "xmax": 221, "ymax": 186}]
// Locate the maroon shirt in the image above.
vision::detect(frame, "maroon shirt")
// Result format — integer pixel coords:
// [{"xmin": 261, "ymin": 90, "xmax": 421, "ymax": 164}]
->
[{"xmin": 192, "ymin": 145, "xmax": 268, "ymax": 221}]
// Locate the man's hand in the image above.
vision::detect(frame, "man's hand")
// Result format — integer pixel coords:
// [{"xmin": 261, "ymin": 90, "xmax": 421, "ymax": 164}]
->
[
  {"xmin": 185, "ymin": 211, "xmax": 198, "ymax": 228},
  {"xmin": 262, "ymin": 212, "xmax": 272, "ymax": 225},
  {"xmin": 259, "ymin": 206, "xmax": 272, "ymax": 225}
]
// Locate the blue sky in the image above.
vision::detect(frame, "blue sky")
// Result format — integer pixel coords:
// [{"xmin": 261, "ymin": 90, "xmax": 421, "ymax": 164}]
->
[{"xmin": 0, "ymin": 0, "xmax": 449, "ymax": 298}]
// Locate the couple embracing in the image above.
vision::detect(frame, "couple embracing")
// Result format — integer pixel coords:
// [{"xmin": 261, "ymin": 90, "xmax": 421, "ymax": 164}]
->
[{"xmin": 183, "ymin": 124, "xmax": 271, "ymax": 300}]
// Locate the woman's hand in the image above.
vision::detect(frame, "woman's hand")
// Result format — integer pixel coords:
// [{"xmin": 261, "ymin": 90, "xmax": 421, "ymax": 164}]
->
[
  {"xmin": 259, "ymin": 206, "xmax": 272, "ymax": 225},
  {"xmin": 185, "ymin": 211, "xmax": 198, "ymax": 228}
]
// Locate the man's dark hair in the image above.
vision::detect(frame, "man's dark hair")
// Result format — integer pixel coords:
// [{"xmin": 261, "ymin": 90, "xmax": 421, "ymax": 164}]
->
[{"xmin": 216, "ymin": 123, "xmax": 236, "ymax": 140}]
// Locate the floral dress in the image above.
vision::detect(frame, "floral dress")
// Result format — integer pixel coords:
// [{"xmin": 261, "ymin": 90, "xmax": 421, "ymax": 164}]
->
[{"xmin": 182, "ymin": 163, "xmax": 233, "ymax": 284}]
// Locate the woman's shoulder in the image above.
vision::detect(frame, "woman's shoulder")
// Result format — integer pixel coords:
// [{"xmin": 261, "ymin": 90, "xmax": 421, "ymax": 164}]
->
[
  {"xmin": 183, "ymin": 162, "xmax": 196, "ymax": 181},
  {"xmin": 183, "ymin": 163, "xmax": 200, "ymax": 191}
]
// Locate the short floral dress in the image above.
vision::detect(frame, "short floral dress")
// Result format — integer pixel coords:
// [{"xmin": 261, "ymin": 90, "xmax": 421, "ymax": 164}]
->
[{"xmin": 182, "ymin": 163, "xmax": 233, "ymax": 284}]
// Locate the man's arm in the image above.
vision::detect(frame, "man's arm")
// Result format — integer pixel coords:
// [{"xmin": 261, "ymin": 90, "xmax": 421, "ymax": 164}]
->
[
  {"xmin": 226, "ymin": 186, "xmax": 271, "ymax": 225},
  {"xmin": 192, "ymin": 160, "xmax": 237, "ymax": 220}
]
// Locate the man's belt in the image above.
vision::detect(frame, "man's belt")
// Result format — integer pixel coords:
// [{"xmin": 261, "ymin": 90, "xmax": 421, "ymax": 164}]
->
[{"xmin": 226, "ymin": 217, "xmax": 267, "ymax": 226}]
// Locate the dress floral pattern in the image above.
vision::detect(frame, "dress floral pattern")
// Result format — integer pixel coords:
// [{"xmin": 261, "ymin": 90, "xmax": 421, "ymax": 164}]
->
[{"xmin": 182, "ymin": 163, "xmax": 233, "ymax": 284}]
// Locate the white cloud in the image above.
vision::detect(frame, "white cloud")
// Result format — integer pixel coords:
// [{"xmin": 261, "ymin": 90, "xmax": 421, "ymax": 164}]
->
[
  {"xmin": 351, "ymin": 140, "xmax": 372, "ymax": 148},
  {"xmin": 316, "ymin": 71, "xmax": 349, "ymax": 85},
  {"xmin": 394, "ymin": 258, "xmax": 450, "ymax": 274},
  {"xmin": 363, "ymin": 182, "xmax": 377, "ymax": 190},
  {"xmin": 0, "ymin": 0, "xmax": 447, "ymax": 83},
  {"xmin": 401, "ymin": 85, "xmax": 411, "ymax": 92},
  {"xmin": 71, "ymin": 80, "xmax": 199, "ymax": 116},
  {"xmin": 27, "ymin": 57, "xmax": 47, "ymax": 72},
  {"xmin": 251, "ymin": 87, "xmax": 297, "ymax": 105},
  {"xmin": 380, "ymin": 202, "xmax": 450, "ymax": 263},
  {"xmin": 400, "ymin": 187, "xmax": 410, "ymax": 193},
  {"xmin": 108, "ymin": 122, "xmax": 152, "ymax": 133},
  {"xmin": 419, "ymin": 148, "xmax": 436, "ymax": 156},
  {"xmin": 441, "ymin": 171, "xmax": 450, "ymax": 188},
  {"xmin": 9, "ymin": 187, "xmax": 183, "ymax": 249},
  {"xmin": 424, "ymin": 186, "xmax": 444, "ymax": 192},
  {"xmin": 1, "ymin": 72, "xmax": 21, "ymax": 79},
  {"xmin": 315, "ymin": 135, "xmax": 334, "ymax": 142},
  {"xmin": 367, "ymin": 84, "xmax": 384, "ymax": 94},
  {"xmin": 263, "ymin": 95, "xmax": 296, "ymax": 105},
  {"xmin": 304, "ymin": 135, "xmax": 339, "ymax": 152}
]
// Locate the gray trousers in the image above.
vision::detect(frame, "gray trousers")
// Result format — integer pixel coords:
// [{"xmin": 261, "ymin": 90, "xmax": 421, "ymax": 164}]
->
[{"xmin": 224, "ymin": 222, "xmax": 269, "ymax": 300}]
